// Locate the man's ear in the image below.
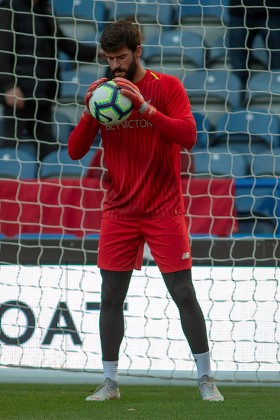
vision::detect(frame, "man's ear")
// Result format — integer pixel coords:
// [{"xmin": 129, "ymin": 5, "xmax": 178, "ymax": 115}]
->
[{"xmin": 135, "ymin": 44, "xmax": 142, "ymax": 58}]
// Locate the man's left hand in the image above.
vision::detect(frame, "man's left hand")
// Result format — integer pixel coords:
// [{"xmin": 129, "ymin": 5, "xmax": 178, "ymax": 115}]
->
[{"xmin": 114, "ymin": 77, "xmax": 157, "ymax": 119}]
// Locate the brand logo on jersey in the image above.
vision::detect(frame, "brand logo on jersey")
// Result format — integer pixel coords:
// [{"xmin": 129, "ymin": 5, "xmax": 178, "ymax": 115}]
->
[
  {"xmin": 182, "ymin": 252, "xmax": 190, "ymax": 260},
  {"xmin": 105, "ymin": 119, "xmax": 153, "ymax": 130}
]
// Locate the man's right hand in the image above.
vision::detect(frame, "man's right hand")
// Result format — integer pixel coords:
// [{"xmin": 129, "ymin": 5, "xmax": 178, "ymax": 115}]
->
[
  {"xmin": 84, "ymin": 77, "xmax": 107, "ymax": 111},
  {"xmin": 5, "ymin": 87, "xmax": 24, "ymax": 109}
]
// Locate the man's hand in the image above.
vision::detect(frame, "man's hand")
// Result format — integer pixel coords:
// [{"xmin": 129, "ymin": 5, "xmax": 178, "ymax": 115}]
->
[
  {"xmin": 114, "ymin": 77, "xmax": 157, "ymax": 119},
  {"xmin": 84, "ymin": 77, "xmax": 107, "ymax": 110},
  {"xmin": 5, "ymin": 87, "xmax": 24, "ymax": 109}
]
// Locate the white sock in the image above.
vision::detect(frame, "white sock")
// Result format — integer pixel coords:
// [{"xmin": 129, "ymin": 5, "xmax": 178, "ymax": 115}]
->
[
  {"xmin": 193, "ymin": 351, "xmax": 212, "ymax": 379},
  {"xmin": 102, "ymin": 360, "xmax": 118, "ymax": 382}
]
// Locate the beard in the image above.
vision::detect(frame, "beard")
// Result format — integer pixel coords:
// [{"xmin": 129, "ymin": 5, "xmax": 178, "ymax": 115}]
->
[{"xmin": 110, "ymin": 57, "xmax": 138, "ymax": 81}]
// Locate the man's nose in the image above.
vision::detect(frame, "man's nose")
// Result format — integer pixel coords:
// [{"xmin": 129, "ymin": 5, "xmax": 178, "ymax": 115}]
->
[{"xmin": 111, "ymin": 58, "xmax": 120, "ymax": 69}]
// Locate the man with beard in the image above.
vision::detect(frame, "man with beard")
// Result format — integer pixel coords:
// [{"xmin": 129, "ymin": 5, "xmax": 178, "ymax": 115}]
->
[
  {"xmin": 0, "ymin": 0, "xmax": 101, "ymax": 161},
  {"xmin": 68, "ymin": 20, "xmax": 224, "ymax": 403}
]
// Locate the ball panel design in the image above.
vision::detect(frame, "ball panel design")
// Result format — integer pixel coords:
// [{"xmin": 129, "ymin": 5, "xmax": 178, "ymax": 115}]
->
[{"xmin": 89, "ymin": 80, "xmax": 133, "ymax": 126}]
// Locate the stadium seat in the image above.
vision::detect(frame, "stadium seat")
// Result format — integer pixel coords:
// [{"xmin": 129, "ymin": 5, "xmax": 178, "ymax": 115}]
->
[
  {"xmin": 246, "ymin": 70, "xmax": 280, "ymax": 111},
  {"xmin": 59, "ymin": 70, "xmax": 97, "ymax": 104},
  {"xmin": 183, "ymin": 69, "xmax": 242, "ymax": 114},
  {"xmin": 0, "ymin": 147, "xmax": 38, "ymax": 179},
  {"xmin": 75, "ymin": 44, "xmax": 107, "ymax": 73},
  {"xmin": 107, "ymin": 0, "xmax": 175, "ymax": 39},
  {"xmin": 192, "ymin": 146, "xmax": 248, "ymax": 178},
  {"xmin": 52, "ymin": 0, "xmax": 106, "ymax": 24},
  {"xmin": 213, "ymin": 109, "xmax": 280, "ymax": 168},
  {"xmin": 52, "ymin": 0, "xmax": 106, "ymax": 40},
  {"xmin": 53, "ymin": 104, "xmax": 84, "ymax": 125},
  {"xmin": 192, "ymin": 112, "xmax": 212, "ymax": 149},
  {"xmin": 58, "ymin": 20, "xmax": 98, "ymax": 42},
  {"xmin": 251, "ymin": 149, "xmax": 280, "ymax": 177},
  {"xmin": 176, "ymin": 0, "xmax": 230, "ymax": 26},
  {"xmin": 107, "ymin": 0, "xmax": 175, "ymax": 27},
  {"xmin": 206, "ymin": 33, "xmax": 231, "ymax": 70},
  {"xmin": 40, "ymin": 147, "xmax": 94, "ymax": 178},
  {"xmin": 58, "ymin": 50, "xmax": 76, "ymax": 72},
  {"xmin": 235, "ymin": 178, "xmax": 280, "ymax": 235},
  {"xmin": 208, "ymin": 30, "xmax": 269, "ymax": 72},
  {"xmin": 143, "ymin": 29, "xmax": 206, "ymax": 70},
  {"xmin": 249, "ymin": 35, "xmax": 269, "ymax": 71},
  {"xmin": 52, "ymin": 111, "xmax": 74, "ymax": 145}
]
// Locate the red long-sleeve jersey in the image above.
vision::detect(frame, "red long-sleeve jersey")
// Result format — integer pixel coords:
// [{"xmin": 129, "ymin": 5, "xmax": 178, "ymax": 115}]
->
[{"xmin": 68, "ymin": 70, "xmax": 197, "ymax": 219}]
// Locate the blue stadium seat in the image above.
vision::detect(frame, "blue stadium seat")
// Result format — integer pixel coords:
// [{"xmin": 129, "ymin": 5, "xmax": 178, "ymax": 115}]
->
[
  {"xmin": 213, "ymin": 109, "xmax": 280, "ymax": 168},
  {"xmin": 0, "ymin": 147, "xmax": 38, "ymax": 179},
  {"xmin": 59, "ymin": 70, "xmax": 97, "ymax": 104},
  {"xmin": 53, "ymin": 103, "xmax": 84, "ymax": 125},
  {"xmin": 40, "ymin": 148, "xmax": 94, "ymax": 178},
  {"xmin": 107, "ymin": 0, "xmax": 175, "ymax": 27},
  {"xmin": 176, "ymin": 0, "xmax": 230, "ymax": 26},
  {"xmin": 251, "ymin": 149, "xmax": 280, "ymax": 177},
  {"xmin": 206, "ymin": 33, "xmax": 231, "ymax": 70},
  {"xmin": 207, "ymin": 31, "xmax": 268, "ymax": 71},
  {"xmin": 143, "ymin": 29, "xmax": 205, "ymax": 69},
  {"xmin": 58, "ymin": 50, "xmax": 76, "ymax": 72},
  {"xmin": 250, "ymin": 35, "xmax": 269, "ymax": 71},
  {"xmin": 52, "ymin": 0, "xmax": 106, "ymax": 25},
  {"xmin": 192, "ymin": 112, "xmax": 212, "ymax": 149},
  {"xmin": 246, "ymin": 70, "xmax": 280, "ymax": 111},
  {"xmin": 52, "ymin": 0, "xmax": 106, "ymax": 40},
  {"xmin": 184, "ymin": 69, "xmax": 242, "ymax": 111},
  {"xmin": 235, "ymin": 178, "xmax": 280, "ymax": 235},
  {"xmin": 52, "ymin": 111, "xmax": 74, "ymax": 145},
  {"xmin": 192, "ymin": 146, "xmax": 248, "ymax": 178}
]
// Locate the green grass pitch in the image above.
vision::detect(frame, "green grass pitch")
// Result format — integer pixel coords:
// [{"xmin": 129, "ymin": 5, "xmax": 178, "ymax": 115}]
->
[{"xmin": 1, "ymin": 383, "xmax": 280, "ymax": 419}]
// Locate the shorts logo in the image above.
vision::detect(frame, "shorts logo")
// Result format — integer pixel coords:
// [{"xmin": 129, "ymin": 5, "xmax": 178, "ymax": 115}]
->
[{"xmin": 182, "ymin": 252, "xmax": 190, "ymax": 260}]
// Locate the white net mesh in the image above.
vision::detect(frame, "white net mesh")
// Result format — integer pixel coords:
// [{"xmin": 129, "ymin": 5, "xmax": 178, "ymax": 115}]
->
[
  {"xmin": 0, "ymin": 264, "xmax": 279, "ymax": 382},
  {"xmin": 0, "ymin": 0, "xmax": 280, "ymax": 383}
]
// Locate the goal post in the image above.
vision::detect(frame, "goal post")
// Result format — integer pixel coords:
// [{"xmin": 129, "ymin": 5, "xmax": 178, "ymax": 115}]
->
[{"xmin": 1, "ymin": 0, "xmax": 280, "ymax": 385}]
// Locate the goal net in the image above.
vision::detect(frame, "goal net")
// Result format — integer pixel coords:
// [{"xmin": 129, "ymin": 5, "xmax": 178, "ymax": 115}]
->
[
  {"xmin": 0, "ymin": 264, "xmax": 279, "ymax": 384},
  {"xmin": 0, "ymin": 0, "xmax": 280, "ymax": 384}
]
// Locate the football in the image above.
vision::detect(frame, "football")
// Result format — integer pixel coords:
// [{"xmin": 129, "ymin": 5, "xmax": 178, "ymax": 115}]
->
[{"xmin": 88, "ymin": 80, "xmax": 133, "ymax": 126}]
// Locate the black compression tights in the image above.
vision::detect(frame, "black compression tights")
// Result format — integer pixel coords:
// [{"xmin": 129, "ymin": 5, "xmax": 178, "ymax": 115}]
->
[
  {"xmin": 99, "ymin": 269, "xmax": 132, "ymax": 361},
  {"xmin": 162, "ymin": 269, "xmax": 209, "ymax": 354},
  {"xmin": 99, "ymin": 268, "xmax": 209, "ymax": 361}
]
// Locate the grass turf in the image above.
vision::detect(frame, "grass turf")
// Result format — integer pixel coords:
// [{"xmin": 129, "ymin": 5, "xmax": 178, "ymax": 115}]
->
[{"xmin": 0, "ymin": 383, "xmax": 280, "ymax": 420}]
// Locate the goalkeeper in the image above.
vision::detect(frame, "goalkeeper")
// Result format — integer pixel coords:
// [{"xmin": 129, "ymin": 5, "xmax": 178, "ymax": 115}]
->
[{"xmin": 68, "ymin": 20, "xmax": 224, "ymax": 402}]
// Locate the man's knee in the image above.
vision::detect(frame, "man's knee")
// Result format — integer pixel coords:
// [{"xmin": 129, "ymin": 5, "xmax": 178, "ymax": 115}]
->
[
  {"xmin": 163, "ymin": 270, "xmax": 197, "ymax": 308},
  {"xmin": 100, "ymin": 269, "xmax": 131, "ymax": 311},
  {"xmin": 174, "ymin": 281, "xmax": 197, "ymax": 308},
  {"xmin": 101, "ymin": 282, "xmax": 125, "ymax": 310}
]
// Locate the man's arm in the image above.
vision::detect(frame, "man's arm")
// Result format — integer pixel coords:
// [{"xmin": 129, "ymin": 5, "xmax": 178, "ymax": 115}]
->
[
  {"xmin": 148, "ymin": 110, "xmax": 197, "ymax": 150},
  {"xmin": 56, "ymin": 24, "xmax": 102, "ymax": 63},
  {"xmin": 115, "ymin": 76, "xmax": 197, "ymax": 150},
  {"xmin": 68, "ymin": 110, "xmax": 99, "ymax": 160},
  {"xmin": 69, "ymin": 78, "xmax": 109, "ymax": 160}
]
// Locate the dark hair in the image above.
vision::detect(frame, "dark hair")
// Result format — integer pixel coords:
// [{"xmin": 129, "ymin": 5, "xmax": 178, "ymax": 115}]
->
[{"xmin": 100, "ymin": 20, "xmax": 141, "ymax": 53}]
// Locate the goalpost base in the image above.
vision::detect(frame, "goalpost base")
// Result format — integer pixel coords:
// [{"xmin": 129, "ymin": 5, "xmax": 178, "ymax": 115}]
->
[{"xmin": 1, "ymin": 367, "xmax": 279, "ymax": 386}]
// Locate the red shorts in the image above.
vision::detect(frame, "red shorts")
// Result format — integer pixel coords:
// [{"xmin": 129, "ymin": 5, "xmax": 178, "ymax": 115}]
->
[{"xmin": 97, "ymin": 214, "xmax": 192, "ymax": 273}]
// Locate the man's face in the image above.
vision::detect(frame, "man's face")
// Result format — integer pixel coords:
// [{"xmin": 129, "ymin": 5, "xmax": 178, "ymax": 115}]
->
[{"xmin": 106, "ymin": 47, "xmax": 138, "ymax": 81}]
